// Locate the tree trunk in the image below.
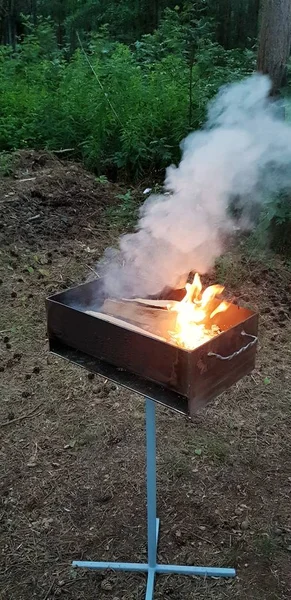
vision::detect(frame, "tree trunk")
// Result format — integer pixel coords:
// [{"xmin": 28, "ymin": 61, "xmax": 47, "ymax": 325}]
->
[
  {"xmin": 31, "ymin": 0, "xmax": 37, "ymax": 26},
  {"xmin": 57, "ymin": 20, "xmax": 63, "ymax": 46},
  {"xmin": 216, "ymin": 0, "xmax": 232, "ymax": 49},
  {"xmin": 257, "ymin": 0, "xmax": 291, "ymax": 96},
  {"xmin": 152, "ymin": 0, "xmax": 159, "ymax": 30},
  {"xmin": 258, "ymin": 1, "xmax": 291, "ymax": 252}
]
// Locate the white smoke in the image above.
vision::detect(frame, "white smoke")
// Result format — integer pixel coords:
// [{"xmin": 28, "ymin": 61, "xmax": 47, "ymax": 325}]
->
[{"xmin": 98, "ymin": 74, "xmax": 291, "ymax": 298}]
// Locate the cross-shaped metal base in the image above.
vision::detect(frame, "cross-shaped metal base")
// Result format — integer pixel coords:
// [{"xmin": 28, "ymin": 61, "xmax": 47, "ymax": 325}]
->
[{"xmin": 72, "ymin": 398, "xmax": 235, "ymax": 598}]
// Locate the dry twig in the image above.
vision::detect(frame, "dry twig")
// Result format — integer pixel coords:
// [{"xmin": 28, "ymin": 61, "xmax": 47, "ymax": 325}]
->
[
  {"xmin": 86, "ymin": 264, "xmax": 100, "ymax": 277},
  {"xmin": 0, "ymin": 402, "xmax": 44, "ymax": 428}
]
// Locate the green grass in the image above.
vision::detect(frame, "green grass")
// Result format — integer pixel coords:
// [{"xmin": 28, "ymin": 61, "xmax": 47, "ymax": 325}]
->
[
  {"xmin": 106, "ymin": 190, "xmax": 140, "ymax": 229},
  {"xmin": 0, "ymin": 151, "xmax": 14, "ymax": 176}
]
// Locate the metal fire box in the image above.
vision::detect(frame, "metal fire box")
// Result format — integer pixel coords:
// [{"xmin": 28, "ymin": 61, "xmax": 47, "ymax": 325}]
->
[{"xmin": 46, "ymin": 278, "xmax": 258, "ymax": 416}]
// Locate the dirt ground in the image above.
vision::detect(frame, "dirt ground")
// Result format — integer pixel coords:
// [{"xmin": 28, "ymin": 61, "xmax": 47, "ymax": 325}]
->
[{"xmin": 1, "ymin": 151, "xmax": 291, "ymax": 600}]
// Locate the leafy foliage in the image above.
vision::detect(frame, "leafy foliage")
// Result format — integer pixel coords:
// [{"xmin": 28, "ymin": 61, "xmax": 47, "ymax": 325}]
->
[{"xmin": 0, "ymin": 13, "xmax": 255, "ymax": 178}]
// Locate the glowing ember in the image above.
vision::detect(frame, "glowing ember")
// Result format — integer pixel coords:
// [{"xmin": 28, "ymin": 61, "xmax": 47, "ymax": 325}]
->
[{"xmin": 168, "ymin": 274, "xmax": 229, "ymax": 350}]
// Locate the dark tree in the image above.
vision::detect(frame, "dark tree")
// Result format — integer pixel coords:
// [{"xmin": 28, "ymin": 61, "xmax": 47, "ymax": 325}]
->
[
  {"xmin": 257, "ymin": 0, "xmax": 291, "ymax": 96},
  {"xmin": 214, "ymin": 0, "xmax": 260, "ymax": 49},
  {"xmin": 0, "ymin": 0, "xmax": 38, "ymax": 45},
  {"xmin": 0, "ymin": 0, "xmax": 17, "ymax": 46},
  {"xmin": 258, "ymin": 1, "xmax": 291, "ymax": 251}
]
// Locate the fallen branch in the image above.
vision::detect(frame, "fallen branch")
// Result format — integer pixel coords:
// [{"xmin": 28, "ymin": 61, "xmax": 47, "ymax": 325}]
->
[
  {"xmin": 86, "ymin": 264, "xmax": 100, "ymax": 277},
  {"xmin": 0, "ymin": 402, "xmax": 44, "ymax": 428},
  {"xmin": 0, "ymin": 197, "xmax": 17, "ymax": 203},
  {"xmin": 27, "ymin": 214, "xmax": 41, "ymax": 222},
  {"xmin": 51, "ymin": 148, "xmax": 75, "ymax": 154},
  {"xmin": 17, "ymin": 177, "xmax": 36, "ymax": 182}
]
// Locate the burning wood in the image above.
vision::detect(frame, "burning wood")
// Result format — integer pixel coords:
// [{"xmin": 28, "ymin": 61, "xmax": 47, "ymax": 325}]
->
[
  {"xmin": 167, "ymin": 273, "xmax": 229, "ymax": 349},
  {"xmin": 86, "ymin": 299, "xmax": 175, "ymax": 341},
  {"xmin": 87, "ymin": 273, "xmax": 230, "ymax": 350},
  {"xmin": 85, "ymin": 310, "xmax": 168, "ymax": 342}
]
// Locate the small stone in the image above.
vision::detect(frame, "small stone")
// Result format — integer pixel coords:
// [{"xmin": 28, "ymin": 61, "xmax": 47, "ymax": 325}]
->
[
  {"xmin": 92, "ymin": 386, "xmax": 102, "ymax": 394},
  {"xmin": 98, "ymin": 493, "xmax": 112, "ymax": 503},
  {"xmin": 42, "ymin": 517, "xmax": 54, "ymax": 528},
  {"xmin": 101, "ymin": 579, "xmax": 113, "ymax": 591},
  {"xmin": 102, "ymin": 387, "xmax": 110, "ymax": 397},
  {"xmin": 241, "ymin": 519, "xmax": 249, "ymax": 530}
]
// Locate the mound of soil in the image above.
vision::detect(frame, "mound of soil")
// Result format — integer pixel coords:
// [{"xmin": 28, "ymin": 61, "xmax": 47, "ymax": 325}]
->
[{"xmin": 0, "ymin": 150, "xmax": 124, "ymax": 249}]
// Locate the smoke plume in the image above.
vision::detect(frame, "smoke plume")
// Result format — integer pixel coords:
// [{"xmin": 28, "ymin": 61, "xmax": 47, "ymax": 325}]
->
[{"xmin": 98, "ymin": 74, "xmax": 291, "ymax": 298}]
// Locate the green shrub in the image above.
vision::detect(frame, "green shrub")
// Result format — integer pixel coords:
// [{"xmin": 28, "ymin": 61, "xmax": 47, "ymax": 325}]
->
[{"xmin": 0, "ymin": 15, "xmax": 254, "ymax": 178}]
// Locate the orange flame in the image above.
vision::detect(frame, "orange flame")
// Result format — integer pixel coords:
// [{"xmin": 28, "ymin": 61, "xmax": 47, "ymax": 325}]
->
[{"xmin": 168, "ymin": 274, "xmax": 229, "ymax": 350}]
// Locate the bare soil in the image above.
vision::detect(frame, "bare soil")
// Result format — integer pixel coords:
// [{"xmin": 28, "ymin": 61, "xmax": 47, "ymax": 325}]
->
[{"xmin": 1, "ymin": 152, "xmax": 291, "ymax": 600}]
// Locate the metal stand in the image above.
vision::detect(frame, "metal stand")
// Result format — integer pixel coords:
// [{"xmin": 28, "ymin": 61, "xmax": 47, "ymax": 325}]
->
[{"xmin": 72, "ymin": 398, "xmax": 235, "ymax": 598}]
